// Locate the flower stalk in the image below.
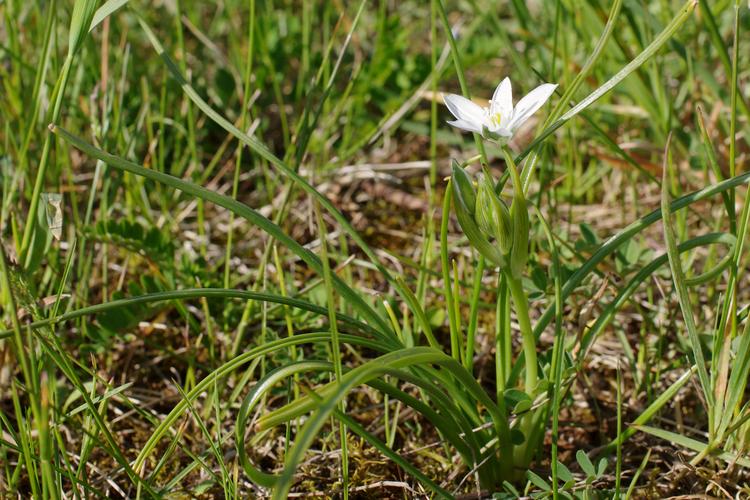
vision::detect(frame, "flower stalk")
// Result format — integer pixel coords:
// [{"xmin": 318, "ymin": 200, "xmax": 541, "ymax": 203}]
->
[
  {"xmin": 505, "ymin": 266, "xmax": 537, "ymax": 395},
  {"xmin": 446, "ymin": 76, "xmax": 553, "ymax": 472}
]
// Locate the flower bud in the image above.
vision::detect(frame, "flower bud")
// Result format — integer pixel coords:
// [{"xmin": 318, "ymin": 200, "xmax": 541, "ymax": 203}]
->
[
  {"xmin": 451, "ymin": 162, "xmax": 476, "ymax": 216},
  {"xmin": 451, "ymin": 162, "xmax": 505, "ymax": 268},
  {"xmin": 475, "ymin": 172, "xmax": 512, "ymax": 255},
  {"xmin": 508, "ymin": 172, "xmax": 529, "ymax": 279}
]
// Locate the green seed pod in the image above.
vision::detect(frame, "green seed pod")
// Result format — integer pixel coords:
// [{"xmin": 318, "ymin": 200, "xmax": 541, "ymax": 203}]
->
[
  {"xmin": 475, "ymin": 171, "xmax": 512, "ymax": 255},
  {"xmin": 68, "ymin": 0, "xmax": 99, "ymax": 58}
]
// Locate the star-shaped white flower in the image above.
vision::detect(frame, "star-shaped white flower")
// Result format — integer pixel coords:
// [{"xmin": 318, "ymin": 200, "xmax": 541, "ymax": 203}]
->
[{"xmin": 443, "ymin": 77, "xmax": 557, "ymax": 141}]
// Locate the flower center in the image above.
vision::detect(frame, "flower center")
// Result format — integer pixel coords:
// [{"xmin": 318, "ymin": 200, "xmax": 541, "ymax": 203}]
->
[{"xmin": 490, "ymin": 111, "xmax": 502, "ymax": 127}]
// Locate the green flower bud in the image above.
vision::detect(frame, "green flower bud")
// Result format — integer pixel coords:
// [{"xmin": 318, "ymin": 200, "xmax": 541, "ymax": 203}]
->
[
  {"xmin": 507, "ymin": 167, "xmax": 529, "ymax": 279},
  {"xmin": 451, "ymin": 161, "xmax": 476, "ymax": 217},
  {"xmin": 475, "ymin": 171, "xmax": 512, "ymax": 255},
  {"xmin": 451, "ymin": 162, "xmax": 505, "ymax": 268}
]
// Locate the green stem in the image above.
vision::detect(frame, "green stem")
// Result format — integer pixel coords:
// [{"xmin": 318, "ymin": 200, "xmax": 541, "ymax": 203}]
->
[
  {"xmin": 464, "ymin": 255, "xmax": 485, "ymax": 369},
  {"xmin": 505, "ymin": 271, "xmax": 537, "ymax": 395},
  {"xmin": 314, "ymin": 203, "xmax": 349, "ymax": 498},
  {"xmin": 441, "ymin": 181, "xmax": 461, "ymax": 361},
  {"xmin": 20, "ymin": 55, "xmax": 73, "ymax": 265},
  {"xmin": 495, "ymin": 274, "xmax": 510, "ymax": 400},
  {"xmin": 223, "ymin": 0, "xmax": 255, "ymax": 290}
]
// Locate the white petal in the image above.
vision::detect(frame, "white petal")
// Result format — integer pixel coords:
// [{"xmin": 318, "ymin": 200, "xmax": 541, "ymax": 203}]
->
[
  {"xmin": 447, "ymin": 119, "xmax": 483, "ymax": 134},
  {"xmin": 489, "ymin": 77, "xmax": 513, "ymax": 120},
  {"xmin": 507, "ymin": 83, "xmax": 557, "ymax": 131},
  {"xmin": 443, "ymin": 94, "xmax": 486, "ymax": 125}
]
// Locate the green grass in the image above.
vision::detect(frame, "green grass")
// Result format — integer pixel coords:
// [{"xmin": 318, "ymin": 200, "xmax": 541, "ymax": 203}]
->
[{"xmin": 1, "ymin": 0, "xmax": 750, "ymax": 497}]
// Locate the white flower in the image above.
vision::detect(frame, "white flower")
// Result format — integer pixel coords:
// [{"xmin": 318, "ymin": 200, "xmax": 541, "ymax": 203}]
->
[{"xmin": 443, "ymin": 77, "xmax": 557, "ymax": 141}]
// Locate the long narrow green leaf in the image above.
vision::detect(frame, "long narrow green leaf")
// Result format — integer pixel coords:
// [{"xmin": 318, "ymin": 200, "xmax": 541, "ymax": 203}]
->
[
  {"xmin": 132, "ymin": 14, "xmax": 416, "ymax": 330},
  {"xmin": 0, "ymin": 288, "xmax": 385, "ymax": 343},
  {"xmin": 434, "ymin": 0, "xmax": 488, "ymax": 166},
  {"xmin": 532, "ymin": 206, "xmax": 564, "ymax": 496},
  {"xmin": 236, "ymin": 361, "xmax": 460, "ymax": 497},
  {"xmin": 314, "ymin": 392, "xmax": 454, "ymax": 499},
  {"xmin": 661, "ymin": 136, "xmax": 712, "ymax": 404},
  {"xmin": 717, "ymin": 298, "xmax": 750, "ymax": 438},
  {"xmin": 67, "ymin": 0, "xmax": 98, "ymax": 57},
  {"xmin": 50, "ymin": 125, "xmax": 393, "ymax": 337},
  {"xmin": 89, "ymin": 0, "xmax": 128, "ymax": 32},
  {"xmin": 532, "ymin": 170, "xmax": 750, "ymax": 340},
  {"xmin": 579, "ymin": 232, "xmax": 735, "ymax": 360},
  {"xmin": 635, "ymin": 425, "xmax": 750, "ymax": 468},
  {"xmin": 394, "ymin": 276, "xmax": 440, "ymax": 349},
  {"xmin": 696, "ymin": 0, "xmax": 750, "ymax": 120},
  {"xmin": 602, "ymin": 365, "xmax": 697, "ymax": 453},
  {"xmin": 516, "ymin": 0, "xmax": 698, "ymax": 174},
  {"xmin": 129, "ymin": 333, "xmax": 381, "ymax": 475},
  {"xmin": 520, "ymin": 0, "xmax": 624, "ymax": 191},
  {"xmin": 266, "ymin": 347, "xmax": 505, "ymax": 499}
]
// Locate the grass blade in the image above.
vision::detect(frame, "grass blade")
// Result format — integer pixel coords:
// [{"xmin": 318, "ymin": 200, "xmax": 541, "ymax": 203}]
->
[
  {"xmin": 660, "ymin": 134, "xmax": 712, "ymax": 405},
  {"xmin": 50, "ymin": 125, "xmax": 393, "ymax": 337}
]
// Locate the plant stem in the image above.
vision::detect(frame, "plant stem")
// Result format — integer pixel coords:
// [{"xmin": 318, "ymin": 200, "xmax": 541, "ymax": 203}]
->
[
  {"xmin": 496, "ymin": 274, "xmax": 510, "ymax": 400},
  {"xmin": 505, "ymin": 271, "xmax": 537, "ymax": 395},
  {"xmin": 224, "ymin": 0, "xmax": 255, "ymax": 290},
  {"xmin": 441, "ymin": 181, "xmax": 461, "ymax": 361},
  {"xmin": 20, "ymin": 55, "xmax": 73, "ymax": 266},
  {"xmin": 464, "ymin": 255, "xmax": 485, "ymax": 370}
]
